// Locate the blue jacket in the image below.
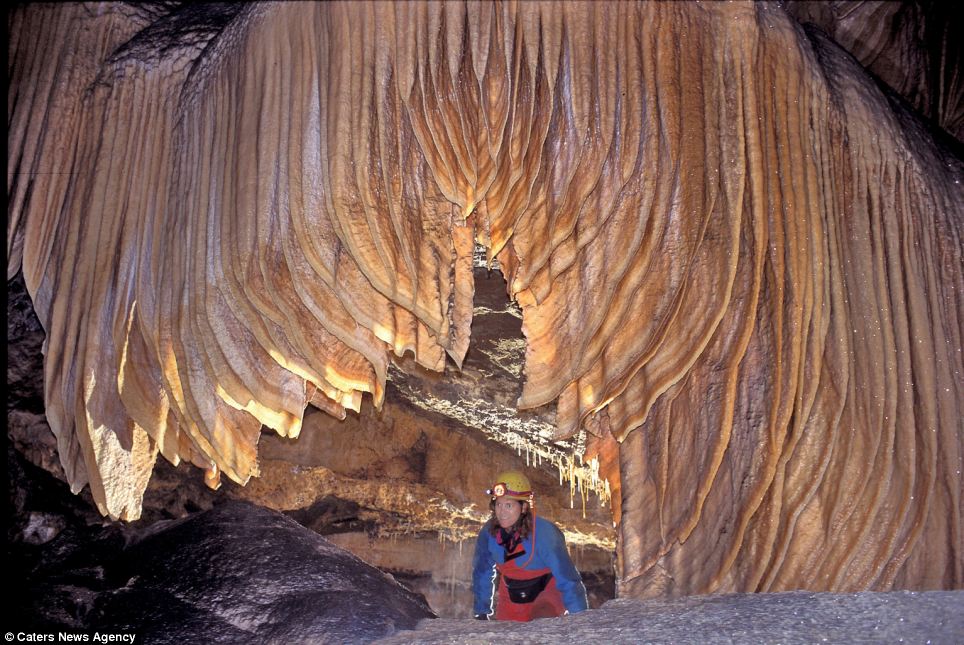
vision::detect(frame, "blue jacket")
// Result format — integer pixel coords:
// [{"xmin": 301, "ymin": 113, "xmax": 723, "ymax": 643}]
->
[{"xmin": 472, "ymin": 515, "xmax": 589, "ymax": 615}]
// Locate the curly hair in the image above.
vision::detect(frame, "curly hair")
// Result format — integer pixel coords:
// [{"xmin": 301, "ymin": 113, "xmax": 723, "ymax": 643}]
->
[{"xmin": 485, "ymin": 497, "xmax": 533, "ymax": 540}]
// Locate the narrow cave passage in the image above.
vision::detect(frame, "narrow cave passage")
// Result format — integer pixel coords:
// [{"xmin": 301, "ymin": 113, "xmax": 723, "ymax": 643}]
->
[{"xmin": 249, "ymin": 259, "xmax": 618, "ymax": 617}]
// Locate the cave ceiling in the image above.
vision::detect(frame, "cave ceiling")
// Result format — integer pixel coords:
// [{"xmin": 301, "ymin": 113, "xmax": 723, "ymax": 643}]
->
[{"xmin": 6, "ymin": 1, "xmax": 963, "ymax": 598}]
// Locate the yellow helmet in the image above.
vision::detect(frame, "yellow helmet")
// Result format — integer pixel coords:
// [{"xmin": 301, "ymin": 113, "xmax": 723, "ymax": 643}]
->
[{"xmin": 487, "ymin": 470, "xmax": 533, "ymax": 502}]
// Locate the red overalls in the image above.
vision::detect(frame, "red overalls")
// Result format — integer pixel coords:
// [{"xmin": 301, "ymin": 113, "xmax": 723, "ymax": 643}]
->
[{"xmin": 494, "ymin": 542, "xmax": 567, "ymax": 621}]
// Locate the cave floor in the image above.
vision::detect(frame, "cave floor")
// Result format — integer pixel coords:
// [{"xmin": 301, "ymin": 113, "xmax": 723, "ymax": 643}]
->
[{"xmin": 375, "ymin": 590, "xmax": 964, "ymax": 644}]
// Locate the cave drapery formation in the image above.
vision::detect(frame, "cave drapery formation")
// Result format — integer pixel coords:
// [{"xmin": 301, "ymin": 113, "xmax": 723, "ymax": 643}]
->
[
  {"xmin": 785, "ymin": 0, "xmax": 964, "ymax": 144},
  {"xmin": 7, "ymin": 1, "xmax": 963, "ymax": 598}
]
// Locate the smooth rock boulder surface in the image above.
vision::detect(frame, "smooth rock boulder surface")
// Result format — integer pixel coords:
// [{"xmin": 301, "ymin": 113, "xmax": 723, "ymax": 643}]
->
[
  {"xmin": 375, "ymin": 591, "xmax": 964, "ymax": 644},
  {"xmin": 89, "ymin": 501, "xmax": 435, "ymax": 643}
]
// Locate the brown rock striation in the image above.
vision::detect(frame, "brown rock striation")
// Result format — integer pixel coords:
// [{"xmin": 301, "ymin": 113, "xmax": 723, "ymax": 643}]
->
[
  {"xmin": 786, "ymin": 0, "xmax": 964, "ymax": 144},
  {"xmin": 6, "ymin": 0, "xmax": 963, "ymax": 598}
]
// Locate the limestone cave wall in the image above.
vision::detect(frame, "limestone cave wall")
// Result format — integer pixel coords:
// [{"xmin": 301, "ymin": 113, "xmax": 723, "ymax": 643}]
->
[{"xmin": 7, "ymin": 1, "xmax": 963, "ymax": 599}]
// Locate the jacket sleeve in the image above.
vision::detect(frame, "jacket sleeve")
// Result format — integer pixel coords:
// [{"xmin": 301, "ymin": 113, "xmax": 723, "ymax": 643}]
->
[
  {"xmin": 539, "ymin": 520, "xmax": 589, "ymax": 613},
  {"xmin": 471, "ymin": 527, "xmax": 498, "ymax": 616}
]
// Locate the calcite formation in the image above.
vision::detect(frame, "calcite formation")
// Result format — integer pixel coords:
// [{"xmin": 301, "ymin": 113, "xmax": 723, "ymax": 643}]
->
[
  {"xmin": 785, "ymin": 0, "xmax": 964, "ymax": 144},
  {"xmin": 7, "ymin": 1, "xmax": 963, "ymax": 598}
]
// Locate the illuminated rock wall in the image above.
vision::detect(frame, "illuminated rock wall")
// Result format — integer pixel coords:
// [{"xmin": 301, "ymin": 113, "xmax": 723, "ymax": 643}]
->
[{"xmin": 7, "ymin": 2, "xmax": 962, "ymax": 595}]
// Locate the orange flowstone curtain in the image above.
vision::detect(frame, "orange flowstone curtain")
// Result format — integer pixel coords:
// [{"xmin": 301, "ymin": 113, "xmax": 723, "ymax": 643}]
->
[{"xmin": 7, "ymin": 2, "xmax": 961, "ymax": 595}]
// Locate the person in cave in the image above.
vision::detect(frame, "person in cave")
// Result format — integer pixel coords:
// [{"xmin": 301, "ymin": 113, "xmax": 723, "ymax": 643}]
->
[{"xmin": 471, "ymin": 470, "xmax": 589, "ymax": 621}]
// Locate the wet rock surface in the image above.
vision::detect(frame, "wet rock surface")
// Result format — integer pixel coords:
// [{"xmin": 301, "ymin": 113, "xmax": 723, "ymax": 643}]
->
[
  {"xmin": 90, "ymin": 501, "xmax": 435, "ymax": 643},
  {"xmin": 375, "ymin": 591, "xmax": 964, "ymax": 644},
  {"xmin": 8, "ymin": 481, "xmax": 436, "ymax": 642}
]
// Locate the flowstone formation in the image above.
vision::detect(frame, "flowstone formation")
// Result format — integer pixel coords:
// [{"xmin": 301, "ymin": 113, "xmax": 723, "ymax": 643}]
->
[
  {"xmin": 7, "ymin": 0, "xmax": 963, "ymax": 601},
  {"xmin": 7, "ymin": 268, "xmax": 616, "ymax": 620},
  {"xmin": 785, "ymin": 0, "xmax": 964, "ymax": 144}
]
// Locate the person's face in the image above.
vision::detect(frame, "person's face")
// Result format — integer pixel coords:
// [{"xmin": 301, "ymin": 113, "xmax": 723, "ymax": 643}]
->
[{"xmin": 495, "ymin": 497, "xmax": 524, "ymax": 529}]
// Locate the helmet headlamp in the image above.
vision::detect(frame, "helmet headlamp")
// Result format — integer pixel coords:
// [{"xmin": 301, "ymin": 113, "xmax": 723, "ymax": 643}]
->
[
  {"xmin": 487, "ymin": 481, "xmax": 531, "ymax": 501},
  {"xmin": 485, "ymin": 471, "xmax": 533, "ymax": 502}
]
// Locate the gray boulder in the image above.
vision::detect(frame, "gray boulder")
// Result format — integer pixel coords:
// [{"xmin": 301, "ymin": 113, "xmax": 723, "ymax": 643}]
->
[{"xmin": 91, "ymin": 501, "xmax": 435, "ymax": 643}]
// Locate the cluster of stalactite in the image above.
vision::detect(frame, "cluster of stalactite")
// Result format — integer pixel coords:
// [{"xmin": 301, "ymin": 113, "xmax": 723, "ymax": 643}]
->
[{"xmin": 7, "ymin": 1, "xmax": 962, "ymax": 595}]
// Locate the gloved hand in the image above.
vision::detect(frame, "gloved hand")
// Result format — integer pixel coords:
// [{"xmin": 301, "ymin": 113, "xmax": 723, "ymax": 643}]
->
[{"xmin": 474, "ymin": 613, "xmax": 490, "ymax": 620}]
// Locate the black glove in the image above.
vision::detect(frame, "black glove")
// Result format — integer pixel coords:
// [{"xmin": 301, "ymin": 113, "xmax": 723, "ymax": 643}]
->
[{"xmin": 474, "ymin": 613, "xmax": 490, "ymax": 620}]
